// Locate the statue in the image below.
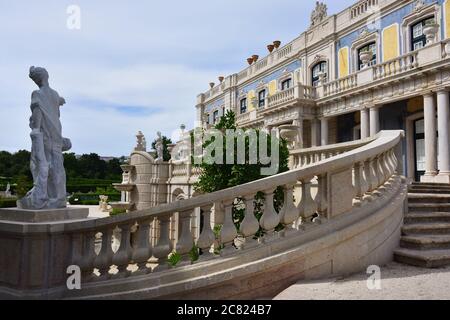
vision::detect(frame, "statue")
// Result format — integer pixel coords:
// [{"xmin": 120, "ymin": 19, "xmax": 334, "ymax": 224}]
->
[
  {"xmin": 5, "ymin": 183, "xmax": 11, "ymax": 198},
  {"xmin": 135, "ymin": 131, "xmax": 146, "ymax": 151},
  {"xmin": 155, "ymin": 131, "xmax": 164, "ymax": 162},
  {"xmin": 310, "ymin": 1, "xmax": 328, "ymax": 27},
  {"xmin": 17, "ymin": 66, "xmax": 71, "ymax": 210}
]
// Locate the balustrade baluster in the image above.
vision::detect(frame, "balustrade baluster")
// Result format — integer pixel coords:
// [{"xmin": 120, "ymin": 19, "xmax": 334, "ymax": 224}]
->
[
  {"xmin": 297, "ymin": 177, "xmax": 318, "ymax": 226},
  {"xmin": 175, "ymin": 209, "xmax": 195, "ymax": 264},
  {"xmin": 94, "ymin": 228, "xmax": 114, "ymax": 280},
  {"xmin": 220, "ymin": 199, "xmax": 238, "ymax": 254},
  {"xmin": 353, "ymin": 162, "xmax": 368, "ymax": 206},
  {"xmin": 78, "ymin": 231, "xmax": 97, "ymax": 282},
  {"xmin": 131, "ymin": 219, "xmax": 152, "ymax": 274},
  {"xmin": 153, "ymin": 213, "xmax": 172, "ymax": 271},
  {"xmin": 197, "ymin": 204, "xmax": 216, "ymax": 258},
  {"xmin": 314, "ymin": 174, "xmax": 328, "ymax": 223},
  {"xmin": 363, "ymin": 159, "xmax": 376, "ymax": 202},
  {"xmin": 239, "ymin": 194, "xmax": 260, "ymax": 247},
  {"xmin": 112, "ymin": 223, "xmax": 133, "ymax": 277},
  {"xmin": 260, "ymin": 189, "xmax": 281, "ymax": 238},
  {"xmin": 279, "ymin": 184, "xmax": 299, "ymax": 234}
]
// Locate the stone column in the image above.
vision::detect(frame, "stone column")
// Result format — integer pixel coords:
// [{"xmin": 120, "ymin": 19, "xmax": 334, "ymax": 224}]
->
[
  {"xmin": 369, "ymin": 106, "xmax": 380, "ymax": 136},
  {"xmin": 360, "ymin": 108, "xmax": 370, "ymax": 139},
  {"xmin": 311, "ymin": 119, "xmax": 320, "ymax": 147},
  {"xmin": 293, "ymin": 118, "xmax": 304, "ymax": 149},
  {"xmin": 437, "ymin": 90, "xmax": 450, "ymax": 183},
  {"xmin": 421, "ymin": 92, "xmax": 438, "ymax": 182},
  {"xmin": 321, "ymin": 118, "xmax": 329, "ymax": 146}
]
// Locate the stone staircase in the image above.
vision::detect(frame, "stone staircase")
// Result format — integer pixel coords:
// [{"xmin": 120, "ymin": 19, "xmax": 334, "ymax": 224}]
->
[{"xmin": 394, "ymin": 182, "xmax": 450, "ymax": 268}]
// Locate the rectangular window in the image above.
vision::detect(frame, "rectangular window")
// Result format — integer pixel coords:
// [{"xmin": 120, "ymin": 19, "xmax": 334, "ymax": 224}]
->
[
  {"xmin": 213, "ymin": 110, "xmax": 219, "ymax": 124},
  {"xmin": 258, "ymin": 90, "xmax": 266, "ymax": 108},
  {"xmin": 240, "ymin": 98, "xmax": 247, "ymax": 114},
  {"xmin": 281, "ymin": 79, "xmax": 292, "ymax": 91},
  {"xmin": 411, "ymin": 17, "xmax": 434, "ymax": 51}
]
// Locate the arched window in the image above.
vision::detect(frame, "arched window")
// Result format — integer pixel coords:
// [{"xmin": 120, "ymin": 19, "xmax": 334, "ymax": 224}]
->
[
  {"xmin": 240, "ymin": 98, "xmax": 247, "ymax": 114},
  {"xmin": 357, "ymin": 42, "xmax": 377, "ymax": 70},
  {"xmin": 411, "ymin": 17, "xmax": 434, "ymax": 51},
  {"xmin": 312, "ymin": 61, "xmax": 327, "ymax": 86},
  {"xmin": 258, "ymin": 90, "xmax": 266, "ymax": 108}
]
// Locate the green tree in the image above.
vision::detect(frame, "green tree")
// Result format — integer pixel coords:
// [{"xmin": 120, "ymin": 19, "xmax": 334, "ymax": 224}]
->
[
  {"xmin": 151, "ymin": 135, "xmax": 173, "ymax": 162},
  {"xmin": 193, "ymin": 110, "xmax": 290, "ymax": 237},
  {"xmin": 16, "ymin": 175, "xmax": 31, "ymax": 198}
]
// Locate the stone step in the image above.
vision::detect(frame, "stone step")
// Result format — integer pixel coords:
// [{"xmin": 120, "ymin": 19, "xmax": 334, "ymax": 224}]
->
[
  {"xmin": 407, "ymin": 193, "xmax": 450, "ymax": 203},
  {"xmin": 408, "ymin": 188, "xmax": 450, "ymax": 194},
  {"xmin": 404, "ymin": 212, "xmax": 450, "ymax": 224},
  {"xmin": 400, "ymin": 235, "xmax": 450, "ymax": 250},
  {"xmin": 394, "ymin": 248, "xmax": 450, "ymax": 268},
  {"xmin": 402, "ymin": 222, "xmax": 450, "ymax": 236},
  {"xmin": 408, "ymin": 203, "xmax": 450, "ymax": 213},
  {"xmin": 411, "ymin": 182, "xmax": 450, "ymax": 187}
]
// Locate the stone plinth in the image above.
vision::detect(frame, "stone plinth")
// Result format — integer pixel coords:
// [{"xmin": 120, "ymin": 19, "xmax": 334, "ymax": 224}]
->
[{"xmin": 0, "ymin": 207, "xmax": 89, "ymax": 223}]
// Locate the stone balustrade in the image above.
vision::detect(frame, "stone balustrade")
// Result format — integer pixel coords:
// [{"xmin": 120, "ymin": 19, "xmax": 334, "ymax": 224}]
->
[
  {"xmin": 0, "ymin": 131, "xmax": 405, "ymax": 299},
  {"xmin": 372, "ymin": 51, "xmax": 418, "ymax": 81},
  {"xmin": 290, "ymin": 138, "xmax": 373, "ymax": 168},
  {"xmin": 323, "ymin": 74, "xmax": 358, "ymax": 97},
  {"xmin": 266, "ymin": 84, "xmax": 315, "ymax": 111}
]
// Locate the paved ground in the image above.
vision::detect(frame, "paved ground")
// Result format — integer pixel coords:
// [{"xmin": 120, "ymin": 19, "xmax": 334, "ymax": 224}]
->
[
  {"xmin": 274, "ymin": 262, "xmax": 450, "ymax": 300},
  {"xmin": 68, "ymin": 205, "xmax": 110, "ymax": 218}
]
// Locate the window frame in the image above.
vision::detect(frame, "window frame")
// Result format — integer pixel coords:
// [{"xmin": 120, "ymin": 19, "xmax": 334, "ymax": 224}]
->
[
  {"xmin": 258, "ymin": 89, "xmax": 266, "ymax": 108},
  {"xmin": 312, "ymin": 61, "xmax": 327, "ymax": 87},
  {"xmin": 281, "ymin": 78, "xmax": 292, "ymax": 91},
  {"xmin": 357, "ymin": 42, "xmax": 377, "ymax": 70},
  {"xmin": 410, "ymin": 16, "xmax": 434, "ymax": 51},
  {"xmin": 240, "ymin": 98, "xmax": 247, "ymax": 114}
]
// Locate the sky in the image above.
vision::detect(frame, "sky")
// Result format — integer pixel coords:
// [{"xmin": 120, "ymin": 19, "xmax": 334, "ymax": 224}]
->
[{"xmin": 0, "ymin": 0, "xmax": 355, "ymax": 157}]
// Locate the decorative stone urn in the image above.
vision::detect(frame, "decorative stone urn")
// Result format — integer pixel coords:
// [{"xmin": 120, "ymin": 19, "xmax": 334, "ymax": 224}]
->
[
  {"xmin": 209, "ymin": 82, "xmax": 215, "ymax": 88},
  {"xmin": 247, "ymin": 57, "xmax": 254, "ymax": 65},
  {"xmin": 273, "ymin": 40, "xmax": 281, "ymax": 49},
  {"xmin": 423, "ymin": 22, "xmax": 439, "ymax": 45},
  {"xmin": 252, "ymin": 55, "xmax": 259, "ymax": 63},
  {"xmin": 279, "ymin": 124, "xmax": 300, "ymax": 149},
  {"xmin": 218, "ymin": 76, "xmax": 224, "ymax": 83},
  {"xmin": 359, "ymin": 50, "xmax": 373, "ymax": 69},
  {"xmin": 267, "ymin": 44, "xmax": 275, "ymax": 53}
]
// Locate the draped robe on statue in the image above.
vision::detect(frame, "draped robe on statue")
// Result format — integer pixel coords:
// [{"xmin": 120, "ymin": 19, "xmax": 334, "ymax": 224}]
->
[{"xmin": 17, "ymin": 87, "xmax": 69, "ymax": 209}]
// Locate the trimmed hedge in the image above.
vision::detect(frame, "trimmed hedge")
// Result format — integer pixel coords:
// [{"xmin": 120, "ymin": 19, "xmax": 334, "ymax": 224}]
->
[{"xmin": 0, "ymin": 198, "xmax": 17, "ymax": 208}]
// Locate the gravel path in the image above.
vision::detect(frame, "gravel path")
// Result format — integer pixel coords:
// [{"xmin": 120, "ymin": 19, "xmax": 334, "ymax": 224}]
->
[{"xmin": 274, "ymin": 262, "xmax": 450, "ymax": 300}]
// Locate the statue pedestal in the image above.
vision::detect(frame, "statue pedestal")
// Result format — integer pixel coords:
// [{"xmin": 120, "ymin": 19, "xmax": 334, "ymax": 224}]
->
[{"xmin": 0, "ymin": 207, "xmax": 89, "ymax": 223}]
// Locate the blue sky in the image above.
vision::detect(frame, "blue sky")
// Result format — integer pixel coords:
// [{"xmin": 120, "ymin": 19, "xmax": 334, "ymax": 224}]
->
[{"xmin": 0, "ymin": 0, "xmax": 355, "ymax": 156}]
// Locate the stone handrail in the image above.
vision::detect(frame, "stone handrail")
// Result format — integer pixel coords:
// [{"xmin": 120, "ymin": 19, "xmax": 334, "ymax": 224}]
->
[
  {"xmin": 290, "ymin": 138, "xmax": 374, "ymax": 168},
  {"xmin": 0, "ymin": 131, "xmax": 404, "ymax": 298}
]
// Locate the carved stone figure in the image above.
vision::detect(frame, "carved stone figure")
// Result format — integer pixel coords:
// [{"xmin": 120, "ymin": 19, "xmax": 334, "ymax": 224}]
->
[
  {"xmin": 311, "ymin": 1, "xmax": 328, "ymax": 27},
  {"xmin": 155, "ymin": 131, "xmax": 164, "ymax": 161},
  {"xmin": 17, "ymin": 67, "xmax": 71, "ymax": 210},
  {"xmin": 5, "ymin": 183, "xmax": 11, "ymax": 197},
  {"xmin": 135, "ymin": 131, "xmax": 146, "ymax": 151}
]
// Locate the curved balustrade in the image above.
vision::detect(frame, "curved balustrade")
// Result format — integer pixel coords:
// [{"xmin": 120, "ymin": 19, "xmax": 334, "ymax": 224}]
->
[
  {"xmin": 67, "ymin": 131, "xmax": 401, "ymax": 282},
  {"xmin": 0, "ymin": 131, "xmax": 405, "ymax": 299},
  {"xmin": 290, "ymin": 137, "xmax": 374, "ymax": 168}
]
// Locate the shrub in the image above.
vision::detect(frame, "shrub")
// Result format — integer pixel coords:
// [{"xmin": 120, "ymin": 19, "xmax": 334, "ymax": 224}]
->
[
  {"xmin": 0, "ymin": 198, "xmax": 17, "ymax": 208},
  {"xmin": 110, "ymin": 208, "xmax": 126, "ymax": 216}
]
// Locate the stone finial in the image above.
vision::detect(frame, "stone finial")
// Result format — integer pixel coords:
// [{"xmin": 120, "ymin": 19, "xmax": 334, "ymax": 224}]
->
[
  {"xmin": 310, "ymin": 1, "xmax": 328, "ymax": 27},
  {"xmin": 135, "ymin": 131, "xmax": 146, "ymax": 151}
]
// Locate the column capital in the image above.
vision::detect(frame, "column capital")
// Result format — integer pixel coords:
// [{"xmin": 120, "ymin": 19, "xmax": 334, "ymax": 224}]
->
[{"xmin": 423, "ymin": 91, "xmax": 435, "ymax": 98}]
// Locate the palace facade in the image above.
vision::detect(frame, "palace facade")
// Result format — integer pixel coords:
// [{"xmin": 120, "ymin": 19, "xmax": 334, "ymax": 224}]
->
[{"xmin": 196, "ymin": 0, "xmax": 450, "ymax": 183}]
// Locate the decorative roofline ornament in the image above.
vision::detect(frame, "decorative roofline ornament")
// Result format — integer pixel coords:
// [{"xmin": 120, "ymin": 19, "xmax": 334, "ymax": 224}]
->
[
  {"xmin": 310, "ymin": 1, "xmax": 328, "ymax": 27},
  {"xmin": 414, "ymin": 0, "xmax": 425, "ymax": 12}
]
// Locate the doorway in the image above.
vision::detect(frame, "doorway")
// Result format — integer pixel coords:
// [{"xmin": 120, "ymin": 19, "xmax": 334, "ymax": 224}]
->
[{"xmin": 413, "ymin": 118, "xmax": 425, "ymax": 181}]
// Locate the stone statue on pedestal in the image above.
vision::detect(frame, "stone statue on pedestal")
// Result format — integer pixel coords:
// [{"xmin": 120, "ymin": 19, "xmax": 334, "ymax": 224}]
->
[
  {"xmin": 17, "ymin": 66, "xmax": 71, "ymax": 210},
  {"xmin": 155, "ymin": 131, "xmax": 164, "ymax": 162}
]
